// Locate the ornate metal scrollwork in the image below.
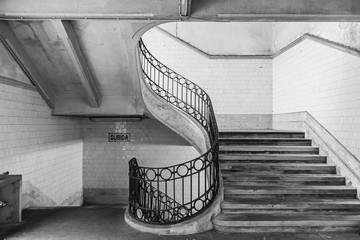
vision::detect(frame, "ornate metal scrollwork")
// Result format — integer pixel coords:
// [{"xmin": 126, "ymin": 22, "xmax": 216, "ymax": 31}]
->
[{"xmin": 128, "ymin": 39, "xmax": 219, "ymax": 225}]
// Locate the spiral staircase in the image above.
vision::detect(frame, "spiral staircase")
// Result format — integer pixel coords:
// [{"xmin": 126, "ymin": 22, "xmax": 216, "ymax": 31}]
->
[
  {"xmin": 127, "ymin": 39, "xmax": 220, "ymax": 228},
  {"xmin": 126, "ymin": 39, "xmax": 360, "ymax": 234}
]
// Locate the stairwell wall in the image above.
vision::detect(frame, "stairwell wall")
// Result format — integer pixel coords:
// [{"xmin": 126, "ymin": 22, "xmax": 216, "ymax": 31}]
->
[
  {"xmin": 273, "ymin": 38, "xmax": 360, "ymax": 160},
  {"xmin": 142, "ymin": 27, "xmax": 273, "ymax": 130},
  {"xmin": 82, "ymin": 118, "xmax": 198, "ymax": 204},
  {"xmin": 0, "ymin": 81, "xmax": 83, "ymax": 208}
]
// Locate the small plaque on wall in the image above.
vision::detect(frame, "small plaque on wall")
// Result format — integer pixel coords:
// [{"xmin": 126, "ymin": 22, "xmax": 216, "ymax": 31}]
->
[{"xmin": 108, "ymin": 133, "xmax": 130, "ymax": 142}]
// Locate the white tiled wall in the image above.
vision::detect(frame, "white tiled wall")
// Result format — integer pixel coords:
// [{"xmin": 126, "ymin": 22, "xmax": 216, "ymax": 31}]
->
[
  {"xmin": 273, "ymin": 39, "xmax": 360, "ymax": 159},
  {"xmin": 0, "ymin": 83, "xmax": 83, "ymax": 208},
  {"xmin": 142, "ymin": 29, "xmax": 273, "ymax": 116},
  {"xmin": 3, "ymin": 26, "xmax": 360, "ymax": 207},
  {"xmin": 82, "ymin": 118, "xmax": 198, "ymax": 190}
]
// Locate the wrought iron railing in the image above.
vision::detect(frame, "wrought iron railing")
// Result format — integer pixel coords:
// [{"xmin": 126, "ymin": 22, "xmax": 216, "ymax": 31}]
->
[{"xmin": 128, "ymin": 39, "xmax": 219, "ymax": 224}]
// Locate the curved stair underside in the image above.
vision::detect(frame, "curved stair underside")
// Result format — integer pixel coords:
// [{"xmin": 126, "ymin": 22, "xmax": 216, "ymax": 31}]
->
[{"xmin": 126, "ymin": 39, "xmax": 220, "ymax": 233}]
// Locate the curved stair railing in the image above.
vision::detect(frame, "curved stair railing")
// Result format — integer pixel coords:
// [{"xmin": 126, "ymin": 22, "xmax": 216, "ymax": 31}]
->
[{"xmin": 128, "ymin": 39, "xmax": 219, "ymax": 224}]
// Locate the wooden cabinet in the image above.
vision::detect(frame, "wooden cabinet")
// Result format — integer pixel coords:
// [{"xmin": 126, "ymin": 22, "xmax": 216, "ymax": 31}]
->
[{"xmin": 0, "ymin": 175, "xmax": 21, "ymax": 223}]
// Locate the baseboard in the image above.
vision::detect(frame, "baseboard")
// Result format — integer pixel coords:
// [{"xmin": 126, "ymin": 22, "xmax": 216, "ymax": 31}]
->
[{"xmin": 83, "ymin": 188, "xmax": 128, "ymax": 205}]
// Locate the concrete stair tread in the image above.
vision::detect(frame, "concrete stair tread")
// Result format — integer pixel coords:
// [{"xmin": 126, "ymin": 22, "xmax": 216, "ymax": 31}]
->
[
  {"xmin": 220, "ymin": 146, "xmax": 318, "ymax": 150},
  {"xmin": 221, "ymin": 173, "xmax": 342, "ymax": 178},
  {"xmin": 222, "ymin": 174, "xmax": 344, "ymax": 184},
  {"xmin": 219, "ymin": 153, "xmax": 326, "ymax": 160},
  {"xmin": 223, "ymin": 197, "xmax": 360, "ymax": 205},
  {"xmin": 222, "ymin": 181, "xmax": 344, "ymax": 187},
  {"xmin": 220, "ymin": 138, "xmax": 309, "ymax": 140},
  {"xmin": 222, "ymin": 199, "xmax": 360, "ymax": 206},
  {"xmin": 219, "ymin": 130, "xmax": 306, "ymax": 140},
  {"xmin": 223, "ymin": 198, "xmax": 360, "ymax": 203},
  {"xmin": 224, "ymin": 185, "xmax": 355, "ymax": 190},
  {"xmin": 221, "ymin": 163, "xmax": 331, "ymax": 167},
  {"xmin": 220, "ymin": 163, "xmax": 335, "ymax": 173},
  {"xmin": 213, "ymin": 213, "xmax": 360, "ymax": 225},
  {"xmin": 219, "ymin": 130, "xmax": 304, "ymax": 133}
]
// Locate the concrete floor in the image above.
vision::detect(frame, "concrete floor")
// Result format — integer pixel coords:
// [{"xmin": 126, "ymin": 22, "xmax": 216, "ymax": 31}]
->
[{"xmin": 1, "ymin": 206, "xmax": 360, "ymax": 240}]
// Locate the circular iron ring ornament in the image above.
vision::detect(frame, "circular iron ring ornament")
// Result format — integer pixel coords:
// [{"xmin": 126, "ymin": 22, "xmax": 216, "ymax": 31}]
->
[
  {"xmin": 145, "ymin": 169, "xmax": 157, "ymax": 181},
  {"xmin": 161, "ymin": 210, "xmax": 173, "ymax": 222},
  {"xmin": 177, "ymin": 164, "xmax": 189, "ymax": 177},
  {"xmin": 177, "ymin": 206, "xmax": 188, "ymax": 217},
  {"xmin": 160, "ymin": 168, "xmax": 172, "ymax": 180},
  {"xmin": 193, "ymin": 158, "xmax": 204, "ymax": 171},
  {"xmin": 194, "ymin": 199, "xmax": 204, "ymax": 211},
  {"xmin": 136, "ymin": 208, "xmax": 144, "ymax": 219}
]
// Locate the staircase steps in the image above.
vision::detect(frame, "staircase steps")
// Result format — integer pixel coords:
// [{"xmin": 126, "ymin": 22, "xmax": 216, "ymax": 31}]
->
[
  {"xmin": 219, "ymin": 154, "xmax": 326, "ymax": 163},
  {"xmin": 213, "ymin": 130, "xmax": 360, "ymax": 233},
  {"xmin": 221, "ymin": 163, "xmax": 336, "ymax": 174},
  {"xmin": 213, "ymin": 213, "xmax": 360, "ymax": 232},
  {"xmin": 220, "ymin": 138, "xmax": 312, "ymax": 146},
  {"xmin": 219, "ymin": 145, "xmax": 319, "ymax": 154},
  {"xmin": 224, "ymin": 185, "xmax": 357, "ymax": 199},
  {"xmin": 222, "ymin": 174, "xmax": 345, "ymax": 186},
  {"xmin": 219, "ymin": 130, "xmax": 305, "ymax": 139},
  {"xmin": 221, "ymin": 199, "xmax": 360, "ymax": 214}
]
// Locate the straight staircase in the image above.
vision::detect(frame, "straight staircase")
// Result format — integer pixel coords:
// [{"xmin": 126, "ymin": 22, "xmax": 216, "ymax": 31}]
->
[{"xmin": 213, "ymin": 130, "xmax": 360, "ymax": 232}]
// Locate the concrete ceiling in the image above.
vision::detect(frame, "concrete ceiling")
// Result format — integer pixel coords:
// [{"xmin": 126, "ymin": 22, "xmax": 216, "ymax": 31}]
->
[{"xmin": 0, "ymin": 0, "xmax": 360, "ymax": 117}]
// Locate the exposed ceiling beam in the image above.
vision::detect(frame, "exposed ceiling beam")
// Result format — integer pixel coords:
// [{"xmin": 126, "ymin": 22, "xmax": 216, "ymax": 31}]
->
[
  {"xmin": 0, "ymin": 0, "xmax": 179, "ymax": 20},
  {"xmin": 179, "ymin": 0, "xmax": 192, "ymax": 17},
  {"xmin": 191, "ymin": 0, "xmax": 360, "ymax": 21},
  {"xmin": 0, "ymin": 21, "xmax": 56, "ymax": 108},
  {"xmin": 52, "ymin": 20, "xmax": 102, "ymax": 108},
  {"xmin": 1, "ymin": 0, "xmax": 360, "ymax": 21}
]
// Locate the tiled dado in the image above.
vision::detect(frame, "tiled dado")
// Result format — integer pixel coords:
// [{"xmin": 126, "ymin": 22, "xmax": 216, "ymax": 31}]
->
[{"xmin": 82, "ymin": 118, "xmax": 199, "ymax": 204}]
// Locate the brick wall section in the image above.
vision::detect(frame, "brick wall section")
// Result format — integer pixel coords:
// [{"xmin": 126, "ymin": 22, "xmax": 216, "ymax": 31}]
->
[
  {"xmin": 142, "ymin": 29, "xmax": 273, "ymax": 121},
  {"xmin": 273, "ymin": 39, "xmax": 360, "ymax": 159},
  {"xmin": 82, "ymin": 118, "xmax": 198, "ymax": 203},
  {"xmin": 0, "ymin": 83, "xmax": 83, "ymax": 208}
]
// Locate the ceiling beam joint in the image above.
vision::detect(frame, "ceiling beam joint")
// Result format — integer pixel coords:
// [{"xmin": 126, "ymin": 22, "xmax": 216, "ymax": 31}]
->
[{"xmin": 52, "ymin": 20, "xmax": 102, "ymax": 108}]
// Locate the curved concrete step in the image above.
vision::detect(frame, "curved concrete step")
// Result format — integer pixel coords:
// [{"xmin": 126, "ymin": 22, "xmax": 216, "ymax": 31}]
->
[
  {"xmin": 219, "ymin": 145, "xmax": 319, "ymax": 154},
  {"xmin": 219, "ymin": 130, "xmax": 305, "ymax": 139},
  {"xmin": 213, "ymin": 213, "xmax": 360, "ymax": 232},
  {"xmin": 220, "ymin": 163, "xmax": 336, "ymax": 174},
  {"xmin": 219, "ymin": 154, "xmax": 326, "ymax": 163},
  {"xmin": 219, "ymin": 138, "xmax": 312, "ymax": 146}
]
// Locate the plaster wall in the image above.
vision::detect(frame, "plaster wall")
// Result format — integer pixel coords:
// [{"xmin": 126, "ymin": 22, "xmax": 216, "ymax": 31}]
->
[
  {"xmin": 273, "ymin": 38, "xmax": 360, "ymax": 159},
  {"xmin": 0, "ymin": 82, "xmax": 83, "ymax": 208},
  {"xmin": 160, "ymin": 22, "xmax": 273, "ymax": 55},
  {"xmin": 273, "ymin": 22, "xmax": 360, "ymax": 52},
  {"xmin": 142, "ymin": 28, "xmax": 273, "ymax": 129},
  {"xmin": 82, "ymin": 118, "xmax": 198, "ymax": 204}
]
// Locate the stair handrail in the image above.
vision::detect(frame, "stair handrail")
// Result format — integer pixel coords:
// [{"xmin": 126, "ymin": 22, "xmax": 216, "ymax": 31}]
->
[{"xmin": 128, "ymin": 39, "xmax": 219, "ymax": 224}]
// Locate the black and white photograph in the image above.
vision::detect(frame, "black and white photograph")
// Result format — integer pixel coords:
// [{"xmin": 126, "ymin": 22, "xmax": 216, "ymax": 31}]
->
[{"xmin": 1, "ymin": 0, "xmax": 360, "ymax": 239}]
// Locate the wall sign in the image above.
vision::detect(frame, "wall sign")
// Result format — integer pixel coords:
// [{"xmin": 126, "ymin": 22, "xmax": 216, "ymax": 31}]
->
[{"xmin": 108, "ymin": 133, "xmax": 130, "ymax": 142}]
